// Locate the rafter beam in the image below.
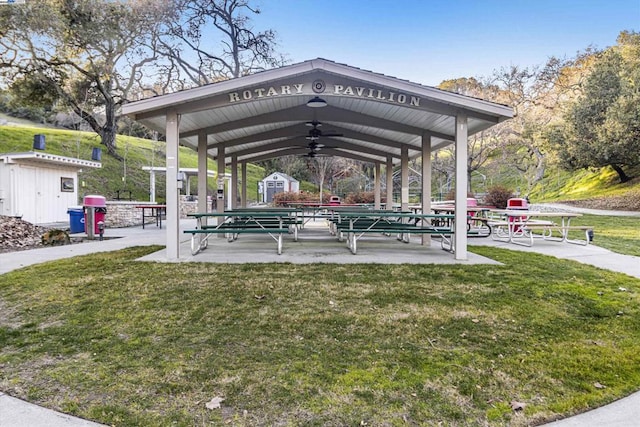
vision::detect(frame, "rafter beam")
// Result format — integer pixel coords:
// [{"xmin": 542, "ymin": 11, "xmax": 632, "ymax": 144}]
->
[{"xmin": 182, "ymin": 105, "xmax": 437, "ymax": 140}]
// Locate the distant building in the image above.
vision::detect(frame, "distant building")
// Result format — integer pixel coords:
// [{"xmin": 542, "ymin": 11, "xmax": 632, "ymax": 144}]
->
[
  {"xmin": 0, "ymin": 151, "xmax": 101, "ymax": 224},
  {"xmin": 260, "ymin": 172, "xmax": 299, "ymax": 203}
]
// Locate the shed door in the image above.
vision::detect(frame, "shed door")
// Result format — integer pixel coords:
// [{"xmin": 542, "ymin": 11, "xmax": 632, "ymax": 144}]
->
[
  {"xmin": 14, "ymin": 165, "xmax": 38, "ymax": 222},
  {"xmin": 15, "ymin": 165, "xmax": 68, "ymax": 223},
  {"xmin": 266, "ymin": 181, "xmax": 276, "ymax": 203}
]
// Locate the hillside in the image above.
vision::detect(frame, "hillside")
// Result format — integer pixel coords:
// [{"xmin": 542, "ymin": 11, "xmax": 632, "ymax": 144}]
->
[
  {"xmin": 0, "ymin": 123, "xmax": 265, "ymax": 204},
  {"xmin": 528, "ymin": 166, "xmax": 640, "ymax": 211}
]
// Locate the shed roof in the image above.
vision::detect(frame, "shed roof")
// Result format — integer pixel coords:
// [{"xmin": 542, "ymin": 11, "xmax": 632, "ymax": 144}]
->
[
  {"xmin": 263, "ymin": 172, "xmax": 299, "ymax": 183},
  {"xmin": 123, "ymin": 58, "xmax": 513, "ymax": 165},
  {"xmin": 0, "ymin": 152, "xmax": 101, "ymax": 169}
]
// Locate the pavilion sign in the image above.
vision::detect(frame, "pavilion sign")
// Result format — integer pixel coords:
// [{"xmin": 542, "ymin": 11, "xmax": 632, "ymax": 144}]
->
[{"xmin": 227, "ymin": 83, "xmax": 421, "ymax": 107}]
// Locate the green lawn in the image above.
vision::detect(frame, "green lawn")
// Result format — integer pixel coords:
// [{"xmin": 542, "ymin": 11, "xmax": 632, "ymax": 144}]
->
[
  {"xmin": 1, "ymin": 246, "xmax": 640, "ymax": 426},
  {"xmin": 569, "ymin": 214, "xmax": 640, "ymax": 256}
]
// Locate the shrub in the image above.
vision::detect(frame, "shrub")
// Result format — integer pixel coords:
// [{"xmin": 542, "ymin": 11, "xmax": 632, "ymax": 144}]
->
[
  {"xmin": 444, "ymin": 189, "xmax": 475, "ymax": 201},
  {"xmin": 272, "ymin": 191, "xmax": 320, "ymax": 206},
  {"xmin": 484, "ymin": 186, "xmax": 515, "ymax": 209},
  {"xmin": 344, "ymin": 191, "xmax": 375, "ymax": 204}
]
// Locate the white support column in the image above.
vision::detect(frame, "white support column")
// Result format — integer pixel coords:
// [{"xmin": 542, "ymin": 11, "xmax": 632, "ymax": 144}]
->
[
  {"xmin": 149, "ymin": 170, "xmax": 156, "ymax": 203},
  {"xmin": 231, "ymin": 155, "xmax": 238, "ymax": 209},
  {"xmin": 455, "ymin": 113, "xmax": 469, "ymax": 260},
  {"xmin": 241, "ymin": 161, "xmax": 247, "ymax": 208},
  {"xmin": 401, "ymin": 146, "xmax": 409, "ymax": 212},
  {"xmin": 217, "ymin": 144, "xmax": 225, "ymax": 214},
  {"xmin": 185, "ymin": 176, "xmax": 192, "ymax": 196},
  {"xmin": 386, "ymin": 156, "xmax": 393, "ymax": 210},
  {"xmin": 165, "ymin": 110, "xmax": 180, "ymax": 260},
  {"xmin": 374, "ymin": 162, "xmax": 381, "ymax": 209},
  {"xmin": 197, "ymin": 132, "xmax": 208, "ymax": 214},
  {"xmin": 422, "ymin": 133, "xmax": 432, "ymax": 245}
]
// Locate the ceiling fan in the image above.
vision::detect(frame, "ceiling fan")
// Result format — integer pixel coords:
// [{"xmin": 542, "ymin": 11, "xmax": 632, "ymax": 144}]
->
[
  {"xmin": 305, "ymin": 120, "xmax": 343, "ymax": 141},
  {"xmin": 302, "ymin": 151, "xmax": 329, "ymax": 159},
  {"xmin": 301, "ymin": 142, "xmax": 332, "ymax": 158}
]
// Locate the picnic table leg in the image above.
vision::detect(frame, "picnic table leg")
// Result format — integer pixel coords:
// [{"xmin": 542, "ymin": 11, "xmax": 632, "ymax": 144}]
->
[
  {"xmin": 190, "ymin": 233, "xmax": 202, "ymax": 255},
  {"xmin": 350, "ymin": 232, "xmax": 357, "ymax": 254},
  {"xmin": 277, "ymin": 233, "xmax": 282, "ymax": 255}
]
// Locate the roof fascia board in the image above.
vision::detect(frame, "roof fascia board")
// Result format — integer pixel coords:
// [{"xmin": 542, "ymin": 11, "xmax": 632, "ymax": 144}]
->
[
  {"xmin": 123, "ymin": 60, "xmax": 316, "ymax": 117},
  {"xmin": 126, "ymin": 58, "xmax": 512, "ymax": 123},
  {"xmin": 314, "ymin": 59, "xmax": 513, "ymax": 119},
  {"xmin": 0, "ymin": 151, "xmax": 101, "ymax": 168}
]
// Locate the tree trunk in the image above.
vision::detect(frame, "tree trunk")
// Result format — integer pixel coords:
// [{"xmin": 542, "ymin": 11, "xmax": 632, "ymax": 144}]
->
[
  {"xmin": 532, "ymin": 146, "xmax": 546, "ymax": 183},
  {"xmin": 101, "ymin": 128, "xmax": 122, "ymax": 160},
  {"xmin": 65, "ymin": 91, "xmax": 123, "ymax": 161},
  {"xmin": 101, "ymin": 100, "xmax": 122, "ymax": 160},
  {"xmin": 610, "ymin": 164, "xmax": 630, "ymax": 183}
]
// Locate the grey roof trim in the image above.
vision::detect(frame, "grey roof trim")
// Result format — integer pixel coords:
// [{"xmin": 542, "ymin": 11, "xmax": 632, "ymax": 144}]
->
[
  {"xmin": 123, "ymin": 58, "xmax": 513, "ymax": 120},
  {"xmin": 0, "ymin": 151, "xmax": 101, "ymax": 169}
]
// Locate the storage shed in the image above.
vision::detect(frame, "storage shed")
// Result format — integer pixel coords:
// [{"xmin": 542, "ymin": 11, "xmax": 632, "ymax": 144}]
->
[
  {"xmin": 260, "ymin": 172, "xmax": 299, "ymax": 203},
  {"xmin": 0, "ymin": 151, "xmax": 101, "ymax": 224}
]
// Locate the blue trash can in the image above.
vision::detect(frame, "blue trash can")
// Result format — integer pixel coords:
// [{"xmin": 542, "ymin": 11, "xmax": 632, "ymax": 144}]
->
[{"xmin": 68, "ymin": 207, "xmax": 85, "ymax": 233}]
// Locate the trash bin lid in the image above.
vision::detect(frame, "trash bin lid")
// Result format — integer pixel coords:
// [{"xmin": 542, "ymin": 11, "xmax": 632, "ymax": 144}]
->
[
  {"xmin": 83, "ymin": 195, "xmax": 106, "ymax": 207},
  {"xmin": 67, "ymin": 205, "xmax": 83, "ymax": 212}
]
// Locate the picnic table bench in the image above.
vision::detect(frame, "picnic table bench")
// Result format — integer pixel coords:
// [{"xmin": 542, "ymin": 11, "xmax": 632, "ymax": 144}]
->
[
  {"xmin": 488, "ymin": 210, "xmax": 593, "ymax": 246},
  {"xmin": 329, "ymin": 211, "xmax": 458, "ymax": 254},
  {"xmin": 185, "ymin": 210, "xmax": 300, "ymax": 255}
]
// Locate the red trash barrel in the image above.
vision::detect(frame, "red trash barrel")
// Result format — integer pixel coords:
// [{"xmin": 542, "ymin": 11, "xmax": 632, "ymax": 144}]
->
[
  {"xmin": 507, "ymin": 197, "xmax": 529, "ymax": 232},
  {"xmin": 83, "ymin": 195, "xmax": 107, "ymax": 235}
]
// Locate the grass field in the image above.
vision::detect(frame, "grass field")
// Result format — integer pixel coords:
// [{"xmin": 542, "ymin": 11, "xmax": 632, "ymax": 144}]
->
[
  {"xmin": 566, "ymin": 214, "xmax": 640, "ymax": 257},
  {"xmin": 1, "ymin": 245, "xmax": 639, "ymax": 426}
]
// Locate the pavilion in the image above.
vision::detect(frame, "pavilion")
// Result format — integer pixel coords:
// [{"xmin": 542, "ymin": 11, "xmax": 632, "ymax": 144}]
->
[{"xmin": 122, "ymin": 58, "xmax": 513, "ymax": 260}]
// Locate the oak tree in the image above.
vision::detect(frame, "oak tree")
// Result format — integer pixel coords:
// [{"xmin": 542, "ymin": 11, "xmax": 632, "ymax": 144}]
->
[
  {"xmin": 554, "ymin": 31, "xmax": 640, "ymax": 183},
  {"xmin": 0, "ymin": 0, "xmax": 172, "ymax": 158}
]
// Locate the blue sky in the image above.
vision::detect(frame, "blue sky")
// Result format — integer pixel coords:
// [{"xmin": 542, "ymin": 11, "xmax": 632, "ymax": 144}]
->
[{"xmin": 253, "ymin": 0, "xmax": 639, "ymax": 85}]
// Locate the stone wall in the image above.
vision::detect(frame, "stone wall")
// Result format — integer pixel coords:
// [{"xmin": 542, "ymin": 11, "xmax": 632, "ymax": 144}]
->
[{"xmin": 104, "ymin": 196, "xmax": 198, "ymax": 228}]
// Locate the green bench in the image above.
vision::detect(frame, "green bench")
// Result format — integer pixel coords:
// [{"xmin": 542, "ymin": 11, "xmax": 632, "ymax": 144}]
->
[
  {"xmin": 333, "ymin": 220, "xmax": 455, "ymax": 254},
  {"xmin": 185, "ymin": 210, "xmax": 300, "ymax": 255},
  {"xmin": 184, "ymin": 226, "xmax": 288, "ymax": 255}
]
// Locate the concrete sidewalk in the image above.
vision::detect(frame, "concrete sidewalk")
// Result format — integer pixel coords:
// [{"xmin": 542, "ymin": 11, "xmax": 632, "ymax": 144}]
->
[{"xmin": 0, "ymin": 209, "xmax": 639, "ymax": 426}]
